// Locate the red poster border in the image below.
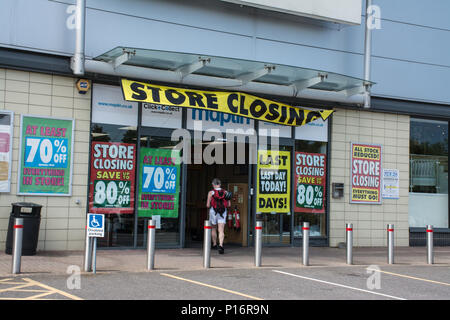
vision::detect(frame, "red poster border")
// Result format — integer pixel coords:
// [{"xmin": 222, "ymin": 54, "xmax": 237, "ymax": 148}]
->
[
  {"xmin": 294, "ymin": 152, "xmax": 327, "ymax": 213},
  {"xmin": 89, "ymin": 142, "xmax": 136, "ymax": 214},
  {"xmin": 350, "ymin": 142, "xmax": 382, "ymax": 204}
]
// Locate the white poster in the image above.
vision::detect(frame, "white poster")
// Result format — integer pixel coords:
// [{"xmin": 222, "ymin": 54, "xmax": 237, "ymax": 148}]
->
[
  {"xmin": 141, "ymin": 103, "xmax": 182, "ymax": 129},
  {"xmin": 92, "ymin": 84, "xmax": 138, "ymax": 126},
  {"xmin": 295, "ymin": 108, "xmax": 328, "ymax": 142},
  {"xmin": 382, "ymin": 169, "xmax": 399, "ymax": 199},
  {"xmin": 258, "ymin": 120, "xmax": 292, "ymax": 138},
  {"xmin": 0, "ymin": 110, "xmax": 13, "ymax": 192}
]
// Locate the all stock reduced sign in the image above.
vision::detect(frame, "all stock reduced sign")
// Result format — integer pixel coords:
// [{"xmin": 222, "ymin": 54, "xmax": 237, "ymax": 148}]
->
[
  {"xmin": 256, "ymin": 150, "xmax": 290, "ymax": 213},
  {"xmin": 18, "ymin": 115, "xmax": 74, "ymax": 195},
  {"xmin": 138, "ymin": 148, "xmax": 181, "ymax": 218},
  {"xmin": 295, "ymin": 152, "xmax": 326, "ymax": 213},
  {"xmin": 350, "ymin": 143, "xmax": 382, "ymax": 204},
  {"xmin": 89, "ymin": 142, "xmax": 136, "ymax": 214}
]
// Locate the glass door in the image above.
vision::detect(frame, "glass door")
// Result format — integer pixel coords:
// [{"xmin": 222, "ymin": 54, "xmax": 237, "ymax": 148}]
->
[{"xmin": 137, "ymin": 128, "xmax": 185, "ymax": 248}]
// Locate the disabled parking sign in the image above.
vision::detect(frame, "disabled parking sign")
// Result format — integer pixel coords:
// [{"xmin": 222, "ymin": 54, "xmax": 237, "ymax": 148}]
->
[{"xmin": 87, "ymin": 213, "xmax": 105, "ymax": 237}]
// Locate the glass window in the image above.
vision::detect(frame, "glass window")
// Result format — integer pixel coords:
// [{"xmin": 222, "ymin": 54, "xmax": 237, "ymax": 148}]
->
[
  {"xmin": 409, "ymin": 118, "xmax": 449, "ymax": 228},
  {"xmin": 90, "ymin": 123, "xmax": 137, "ymax": 247},
  {"xmin": 137, "ymin": 135, "xmax": 183, "ymax": 247},
  {"xmin": 294, "ymin": 140, "xmax": 328, "ymax": 237}
]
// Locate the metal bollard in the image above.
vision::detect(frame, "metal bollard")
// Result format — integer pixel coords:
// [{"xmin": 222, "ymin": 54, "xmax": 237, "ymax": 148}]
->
[
  {"xmin": 203, "ymin": 220, "xmax": 212, "ymax": 268},
  {"xmin": 11, "ymin": 218, "xmax": 24, "ymax": 274},
  {"xmin": 426, "ymin": 225, "xmax": 434, "ymax": 265},
  {"xmin": 302, "ymin": 222, "xmax": 310, "ymax": 266},
  {"xmin": 92, "ymin": 237, "xmax": 97, "ymax": 274},
  {"xmin": 147, "ymin": 219, "xmax": 156, "ymax": 270},
  {"xmin": 387, "ymin": 224, "xmax": 394, "ymax": 264},
  {"xmin": 84, "ymin": 229, "xmax": 92, "ymax": 272},
  {"xmin": 255, "ymin": 221, "xmax": 263, "ymax": 267},
  {"xmin": 346, "ymin": 223, "xmax": 353, "ymax": 265}
]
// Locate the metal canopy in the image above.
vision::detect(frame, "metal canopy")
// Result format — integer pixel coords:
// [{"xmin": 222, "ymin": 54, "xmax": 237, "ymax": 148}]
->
[{"xmin": 94, "ymin": 47, "xmax": 374, "ymax": 97}]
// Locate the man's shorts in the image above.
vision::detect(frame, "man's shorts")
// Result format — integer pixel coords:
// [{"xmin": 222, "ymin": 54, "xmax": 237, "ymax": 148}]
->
[{"xmin": 209, "ymin": 207, "xmax": 227, "ymax": 225}]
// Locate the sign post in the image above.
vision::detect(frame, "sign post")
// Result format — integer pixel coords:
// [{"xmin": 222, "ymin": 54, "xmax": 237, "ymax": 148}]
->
[{"xmin": 86, "ymin": 213, "xmax": 105, "ymax": 274}]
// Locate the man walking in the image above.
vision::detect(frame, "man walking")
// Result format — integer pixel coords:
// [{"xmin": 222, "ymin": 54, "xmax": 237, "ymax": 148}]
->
[{"xmin": 206, "ymin": 178, "xmax": 230, "ymax": 254}]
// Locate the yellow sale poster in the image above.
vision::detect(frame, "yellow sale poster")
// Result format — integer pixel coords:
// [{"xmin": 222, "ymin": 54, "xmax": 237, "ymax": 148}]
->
[{"xmin": 257, "ymin": 150, "xmax": 290, "ymax": 213}]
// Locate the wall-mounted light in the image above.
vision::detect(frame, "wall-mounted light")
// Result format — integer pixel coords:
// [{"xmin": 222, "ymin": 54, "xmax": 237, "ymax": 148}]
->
[{"xmin": 332, "ymin": 183, "xmax": 344, "ymax": 199}]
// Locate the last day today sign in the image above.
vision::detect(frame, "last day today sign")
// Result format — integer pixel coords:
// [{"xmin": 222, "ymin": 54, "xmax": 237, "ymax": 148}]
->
[{"xmin": 257, "ymin": 150, "xmax": 291, "ymax": 213}]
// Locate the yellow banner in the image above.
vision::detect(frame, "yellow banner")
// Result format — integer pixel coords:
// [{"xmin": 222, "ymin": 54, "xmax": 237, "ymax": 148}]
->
[
  {"xmin": 257, "ymin": 150, "xmax": 290, "ymax": 213},
  {"xmin": 121, "ymin": 79, "xmax": 333, "ymax": 127}
]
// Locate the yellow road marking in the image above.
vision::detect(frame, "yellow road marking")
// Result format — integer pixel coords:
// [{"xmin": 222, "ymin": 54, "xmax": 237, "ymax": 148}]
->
[
  {"xmin": 0, "ymin": 278, "xmax": 83, "ymax": 300},
  {"xmin": 0, "ymin": 283, "xmax": 34, "ymax": 293},
  {"xmin": 24, "ymin": 291, "xmax": 56, "ymax": 300},
  {"xmin": 367, "ymin": 268, "xmax": 450, "ymax": 287},
  {"xmin": 23, "ymin": 278, "xmax": 83, "ymax": 300},
  {"xmin": 160, "ymin": 273, "xmax": 263, "ymax": 300}
]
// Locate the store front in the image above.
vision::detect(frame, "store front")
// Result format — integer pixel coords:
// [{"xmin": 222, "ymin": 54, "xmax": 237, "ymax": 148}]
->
[{"xmin": 89, "ymin": 81, "xmax": 331, "ymax": 249}]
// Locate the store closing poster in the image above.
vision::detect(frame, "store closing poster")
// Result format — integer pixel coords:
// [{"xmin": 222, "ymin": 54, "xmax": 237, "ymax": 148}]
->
[
  {"xmin": 89, "ymin": 142, "xmax": 136, "ymax": 214},
  {"xmin": 257, "ymin": 150, "xmax": 290, "ymax": 213},
  {"xmin": 295, "ymin": 152, "xmax": 326, "ymax": 213},
  {"xmin": 18, "ymin": 115, "xmax": 74, "ymax": 195},
  {"xmin": 350, "ymin": 143, "xmax": 382, "ymax": 204},
  {"xmin": 138, "ymin": 148, "xmax": 181, "ymax": 218}
]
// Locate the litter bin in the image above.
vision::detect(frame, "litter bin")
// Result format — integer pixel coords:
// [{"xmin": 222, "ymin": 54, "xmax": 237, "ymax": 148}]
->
[{"xmin": 5, "ymin": 202, "xmax": 42, "ymax": 256}]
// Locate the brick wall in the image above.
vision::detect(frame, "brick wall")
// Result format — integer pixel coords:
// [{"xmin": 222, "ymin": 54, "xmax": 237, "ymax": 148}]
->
[
  {"xmin": 329, "ymin": 109, "xmax": 410, "ymax": 247},
  {"xmin": 0, "ymin": 68, "xmax": 90, "ymax": 251}
]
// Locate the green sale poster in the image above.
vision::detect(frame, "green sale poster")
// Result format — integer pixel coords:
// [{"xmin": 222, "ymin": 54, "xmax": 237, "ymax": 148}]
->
[
  {"xmin": 138, "ymin": 148, "xmax": 181, "ymax": 218},
  {"xmin": 18, "ymin": 115, "xmax": 74, "ymax": 196}
]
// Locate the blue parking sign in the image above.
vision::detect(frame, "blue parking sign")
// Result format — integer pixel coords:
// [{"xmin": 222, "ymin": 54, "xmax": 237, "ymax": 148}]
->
[{"xmin": 87, "ymin": 213, "xmax": 104, "ymax": 237}]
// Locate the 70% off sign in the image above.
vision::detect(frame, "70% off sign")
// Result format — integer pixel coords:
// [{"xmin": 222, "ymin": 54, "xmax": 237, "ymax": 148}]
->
[
  {"xmin": 142, "ymin": 166, "xmax": 177, "ymax": 193},
  {"xmin": 25, "ymin": 137, "xmax": 68, "ymax": 167}
]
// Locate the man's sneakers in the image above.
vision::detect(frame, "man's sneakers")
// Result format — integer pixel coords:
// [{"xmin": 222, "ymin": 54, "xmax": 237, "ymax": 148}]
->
[{"xmin": 211, "ymin": 244, "xmax": 224, "ymax": 254}]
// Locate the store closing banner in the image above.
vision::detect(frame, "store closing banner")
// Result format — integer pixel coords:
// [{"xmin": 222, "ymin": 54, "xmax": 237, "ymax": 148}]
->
[{"xmin": 121, "ymin": 79, "xmax": 334, "ymax": 126}]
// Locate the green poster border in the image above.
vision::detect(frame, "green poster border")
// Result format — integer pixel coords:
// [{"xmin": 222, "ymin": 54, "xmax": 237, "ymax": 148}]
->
[
  {"xmin": 17, "ymin": 115, "xmax": 75, "ymax": 196},
  {"xmin": 138, "ymin": 147, "xmax": 181, "ymax": 218}
]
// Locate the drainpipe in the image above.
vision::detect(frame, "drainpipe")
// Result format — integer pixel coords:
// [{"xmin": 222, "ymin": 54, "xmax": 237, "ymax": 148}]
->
[
  {"xmin": 363, "ymin": 0, "xmax": 372, "ymax": 108},
  {"xmin": 71, "ymin": 0, "xmax": 86, "ymax": 76}
]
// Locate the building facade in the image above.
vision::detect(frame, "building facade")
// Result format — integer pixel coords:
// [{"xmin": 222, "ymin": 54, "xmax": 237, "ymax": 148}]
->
[{"xmin": 0, "ymin": 0, "xmax": 449, "ymax": 251}]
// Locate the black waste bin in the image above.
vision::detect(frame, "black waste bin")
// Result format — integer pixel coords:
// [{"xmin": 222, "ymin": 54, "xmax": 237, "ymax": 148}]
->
[{"xmin": 5, "ymin": 202, "xmax": 42, "ymax": 256}]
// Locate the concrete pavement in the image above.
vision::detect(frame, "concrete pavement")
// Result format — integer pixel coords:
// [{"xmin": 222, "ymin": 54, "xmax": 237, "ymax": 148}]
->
[{"xmin": 0, "ymin": 245, "xmax": 449, "ymax": 277}]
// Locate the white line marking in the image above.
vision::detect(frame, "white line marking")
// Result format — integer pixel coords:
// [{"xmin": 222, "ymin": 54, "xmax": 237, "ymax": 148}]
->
[{"xmin": 273, "ymin": 270, "xmax": 406, "ymax": 300}]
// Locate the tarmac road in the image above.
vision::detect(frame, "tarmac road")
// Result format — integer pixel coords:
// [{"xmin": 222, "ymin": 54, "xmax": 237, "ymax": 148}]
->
[{"xmin": 2, "ymin": 264, "xmax": 450, "ymax": 301}]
